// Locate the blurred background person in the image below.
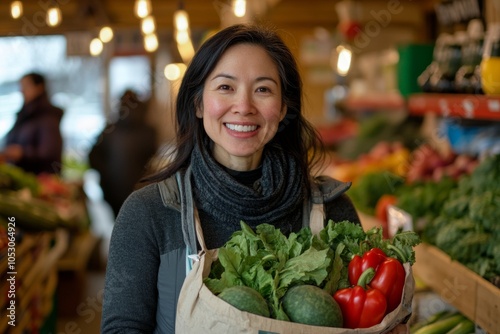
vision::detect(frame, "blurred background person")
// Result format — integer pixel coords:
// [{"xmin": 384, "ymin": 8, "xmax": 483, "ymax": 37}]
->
[
  {"xmin": 88, "ymin": 89, "xmax": 158, "ymax": 218},
  {"xmin": 0, "ymin": 72, "xmax": 64, "ymax": 175}
]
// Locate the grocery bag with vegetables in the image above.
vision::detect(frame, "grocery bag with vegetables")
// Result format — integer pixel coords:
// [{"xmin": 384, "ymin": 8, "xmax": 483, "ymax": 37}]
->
[{"xmin": 180, "ymin": 217, "xmax": 420, "ymax": 333}]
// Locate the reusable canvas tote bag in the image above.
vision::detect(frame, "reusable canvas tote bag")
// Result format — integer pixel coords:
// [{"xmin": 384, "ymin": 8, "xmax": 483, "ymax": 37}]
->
[{"xmin": 174, "ymin": 172, "xmax": 415, "ymax": 334}]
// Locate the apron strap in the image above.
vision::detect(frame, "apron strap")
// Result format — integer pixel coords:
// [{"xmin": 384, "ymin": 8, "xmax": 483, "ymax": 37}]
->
[
  {"xmin": 309, "ymin": 203, "xmax": 325, "ymax": 235},
  {"xmin": 176, "ymin": 167, "xmax": 198, "ymax": 256},
  {"xmin": 303, "ymin": 177, "xmax": 325, "ymax": 235}
]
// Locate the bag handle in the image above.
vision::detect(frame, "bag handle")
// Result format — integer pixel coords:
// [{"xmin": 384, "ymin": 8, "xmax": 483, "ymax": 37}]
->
[{"xmin": 309, "ymin": 203, "xmax": 325, "ymax": 235}]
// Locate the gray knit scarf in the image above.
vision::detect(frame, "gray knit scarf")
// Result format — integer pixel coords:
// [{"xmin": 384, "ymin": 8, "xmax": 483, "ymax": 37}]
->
[{"xmin": 191, "ymin": 141, "xmax": 307, "ymax": 248}]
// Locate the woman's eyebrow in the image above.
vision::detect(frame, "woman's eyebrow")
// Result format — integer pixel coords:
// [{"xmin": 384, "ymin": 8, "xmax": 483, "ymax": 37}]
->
[{"xmin": 211, "ymin": 73, "xmax": 278, "ymax": 85}]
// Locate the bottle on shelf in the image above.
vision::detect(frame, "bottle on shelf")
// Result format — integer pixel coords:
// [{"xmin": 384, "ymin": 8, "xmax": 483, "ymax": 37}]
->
[
  {"xmin": 418, "ymin": 32, "xmax": 464, "ymax": 94},
  {"xmin": 455, "ymin": 19, "xmax": 485, "ymax": 94}
]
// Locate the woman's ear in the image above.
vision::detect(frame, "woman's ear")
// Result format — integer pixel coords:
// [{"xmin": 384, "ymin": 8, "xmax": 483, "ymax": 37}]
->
[{"xmin": 196, "ymin": 108, "xmax": 203, "ymax": 118}]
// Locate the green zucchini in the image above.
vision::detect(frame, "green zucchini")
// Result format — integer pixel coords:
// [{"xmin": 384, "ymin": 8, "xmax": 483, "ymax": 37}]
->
[
  {"xmin": 447, "ymin": 318, "xmax": 475, "ymax": 334},
  {"xmin": 412, "ymin": 314, "xmax": 465, "ymax": 334},
  {"xmin": 0, "ymin": 192, "xmax": 62, "ymax": 231},
  {"xmin": 410, "ymin": 310, "xmax": 457, "ymax": 333}
]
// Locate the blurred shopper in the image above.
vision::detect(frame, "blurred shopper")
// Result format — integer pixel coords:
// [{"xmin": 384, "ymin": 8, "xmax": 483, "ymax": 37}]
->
[
  {"xmin": 88, "ymin": 89, "xmax": 158, "ymax": 217},
  {"xmin": 1, "ymin": 72, "xmax": 64, "ymax": 174}
]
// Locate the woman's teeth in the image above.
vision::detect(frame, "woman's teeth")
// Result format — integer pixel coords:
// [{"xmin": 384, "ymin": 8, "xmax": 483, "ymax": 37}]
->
[{"xmin": 225, "ymin": 124, "xmax": 257, "ymax": 132}]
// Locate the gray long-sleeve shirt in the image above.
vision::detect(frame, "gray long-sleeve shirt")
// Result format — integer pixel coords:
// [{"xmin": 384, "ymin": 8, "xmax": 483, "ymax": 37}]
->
[{"xmin": 100, "ymin": 174, "xmax": 360, "ymax": 334}]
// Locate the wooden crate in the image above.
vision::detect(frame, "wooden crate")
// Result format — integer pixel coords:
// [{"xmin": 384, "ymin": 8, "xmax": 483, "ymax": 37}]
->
[
  {"xmin": 0, "ymin": 229, "xmax": 68, "ymax": 334},
  {"xmin": 413, "ymin": 243, "xmax": 500, "ymax": 334}
]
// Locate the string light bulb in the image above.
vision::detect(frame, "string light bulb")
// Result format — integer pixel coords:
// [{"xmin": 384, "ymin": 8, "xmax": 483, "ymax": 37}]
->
[
  {"xmin": 174, "ymin": 10, "xmax": 189, "ymax": 31},
  {"xmin": 99, "ymin": 26, "xmax": 114, "ymax": 43},
  {"xmin": 335, "ymin": 44, "xmax": 352, "ymax": 76},
  {"xmin": 141, "ymin": 16, "xmax": 156, "ymax": 35},
  {"xmin": 90, "ymin": 38, "xmax": 104, "ymax": 56},
  {"xmin": 164, "ymin": 63, "xmax": 187, "ymax": 81},
  {"xmin": 134, "ymin": 0, "xmax": 152, "ymax": 18},
  {"xmin": 46, "ymin": 5, "xmax": 62, "ymax": 27},
  {"xmin": 10, "ymin": 1, "xmax": 23, "ymax": 19},
  {"xmin": 233, "ymin": 0, "xmax": 246, "ymax": 18},
  {"xmin": 144, "ymin": 33, "xmax": 158, "ymax": 52}
]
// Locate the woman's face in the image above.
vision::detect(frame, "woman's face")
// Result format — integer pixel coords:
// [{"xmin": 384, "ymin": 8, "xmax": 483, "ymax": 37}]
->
[{"xmin": 197, "ymin": 43, "xmax": 286, "ymax": 171}]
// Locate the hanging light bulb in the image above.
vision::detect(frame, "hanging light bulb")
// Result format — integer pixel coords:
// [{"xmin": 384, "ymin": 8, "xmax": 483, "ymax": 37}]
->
[
  {"xmin": 175, "ymin": 30, "xmax": 190, "ymax": 45},
  {"xmin": 134, "ymin": 0, "xmax": 152, "ymax": 19},
  {"xmin": 10, "ymin": 1, "xmax": 23, "ymax": 19},
  {"xmin": 99, "ymin": 26, "xmax": 114, "ymax": 43},
  {"xmin": 90, "ymin": 38, "xmax": 104, "ymax": 56},
  {"xmin": 46, "ymin": 6, "xmax": 62, "ymax": 27},
  {"xmin": 174, "ymin": 10, "xmax": 189, "ymax": 31},
  {"xmin": 335, "ymin": 44, "xmax": 352, "ymax": 76},
  {"xmin": 141, "ymin": 16, "xmax": 156, "ymax": 35},
  {"xmin": 144, "ymin": 33, "xmax": 158, "ymax": 52},
  {"xmin": 233, "ymin": 0, "xmax": 246, "ymax": 18},
  {"xmin": 164, "ymin": 63, "xmax": 187, "ymax": 81}
]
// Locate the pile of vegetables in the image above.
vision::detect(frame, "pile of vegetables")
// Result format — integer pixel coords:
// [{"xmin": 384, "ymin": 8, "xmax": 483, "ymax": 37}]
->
[
  {"xmin": 204, "ymin": 220, "xmax": 421, "ymax": 328},
  {"xmin": 0, "ymin": 163, "xmax": 90, "ymax": 231},
  {"xmin": 422, "ymin": 154, "xmax": 500, "ymax": 286},
  {"xmin": 410, "ymin": 310, "xmax": 475, "ymax": 334}
]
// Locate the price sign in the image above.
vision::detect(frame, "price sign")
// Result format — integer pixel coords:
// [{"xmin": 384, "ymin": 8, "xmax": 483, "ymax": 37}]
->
[{"xmin": 387, "ymin": 205, "xmax": 413, "ymax": 238}]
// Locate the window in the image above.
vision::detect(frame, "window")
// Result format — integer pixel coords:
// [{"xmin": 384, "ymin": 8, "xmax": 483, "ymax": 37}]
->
[{"xmin": 0, "ymin": 35, "xmax": 105, "ymax": 163}]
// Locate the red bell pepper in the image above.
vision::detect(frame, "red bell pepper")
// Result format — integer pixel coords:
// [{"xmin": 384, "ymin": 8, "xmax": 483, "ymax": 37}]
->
[
  {"xmin": 333, "ymin": 268, "xmax": 387, "ymax": 329},
  {"xmin": 348, "ymin": 247, "xmax": 406, "ymax": 313}
]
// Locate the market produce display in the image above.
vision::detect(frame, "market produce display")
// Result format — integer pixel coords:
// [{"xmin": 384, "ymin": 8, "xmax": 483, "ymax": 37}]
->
[
  {"xmin": 0, "ymin": 163, "xmax": 89, "ymax": 231},
  {"xmin": 421, "ymin": 153, "xmax": 500, "ymax": 286},
  {"xmin": 204, "ymin": 220, "xmax": 421, "ymax": 329}
]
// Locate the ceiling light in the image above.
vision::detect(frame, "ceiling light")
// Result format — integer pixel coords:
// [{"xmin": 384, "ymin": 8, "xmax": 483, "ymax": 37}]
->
[
  {"xmin": 90, "ymin": 38, "xmax": 103, "ymax": 56},
  {"xmin": 46, "ymin": 6, "xmax": 62, "ymax": 27},
  {"xmin": 164, "ymin": 63, "xmax": 187, "ymax": 81},
  {"xmin": 233, "ymin": 0, "xmax": 246, "ymax": 18},
  {"xmin": 10, "ymin": 1, "xmax": 23, "ymax": 19},
  {"xmin": 134, "ymin": 0, "xmax": 152, "ymax": 19},
  {"xmin": 99, "ymin": 26, "xmax": 114, "ymax": 43},
  {"xmin": 144, "ymin": 33, "xmax": 158, "ymax": 52},
  {"xmin": 335, "ymin": 44, "xmax": 352, "ymax": 76},
  {"xmin": 174, "ymin": 10, "xmax": 189, "ymax": 31},
  {"xmin": 141, "ymin": 16, "xmax": 156, "ymax": 35}
]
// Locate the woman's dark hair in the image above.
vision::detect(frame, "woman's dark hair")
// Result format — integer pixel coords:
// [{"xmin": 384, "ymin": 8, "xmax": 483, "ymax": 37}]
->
[{"xmin": 145, "ymin": 24, "xmax": 325, "ymax": 183}]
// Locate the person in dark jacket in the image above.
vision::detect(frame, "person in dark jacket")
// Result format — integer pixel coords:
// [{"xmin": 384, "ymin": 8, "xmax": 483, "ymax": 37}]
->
[
  {"xmin": 1, "ymin": 72, "xmax": 63, "ymax": 174},
  {"xmin": 88, "ymin": 89, "xmax": 158, "ymax": 217},
  {"xmin": 101, "ymin": 24, "xmax": 408, "ymax": 334}
]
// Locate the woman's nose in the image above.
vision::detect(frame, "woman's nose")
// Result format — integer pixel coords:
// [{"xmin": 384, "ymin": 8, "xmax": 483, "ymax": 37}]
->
[{"xmin": 234, "ymin": 90, "xmax": 255, "ymax": 114}]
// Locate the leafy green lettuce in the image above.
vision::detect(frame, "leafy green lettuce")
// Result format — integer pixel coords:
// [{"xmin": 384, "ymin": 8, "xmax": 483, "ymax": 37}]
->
[{"xmin": 204, "ymin": 220, "xmax": 421, "ymax": 319}]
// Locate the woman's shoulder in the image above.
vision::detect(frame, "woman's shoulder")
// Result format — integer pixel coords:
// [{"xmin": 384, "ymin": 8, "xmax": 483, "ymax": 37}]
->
[
  {"xmin": 311, "ymin": 174, "xmax": 352, "ymax": 203},
  {"xmin": 119, "ymin": 178, "xmax": 180, "ymax": 219}
]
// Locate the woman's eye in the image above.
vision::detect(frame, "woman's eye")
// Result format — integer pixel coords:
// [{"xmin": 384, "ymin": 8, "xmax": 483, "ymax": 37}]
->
[
  {"xmin": 218, "ymin": 85, "xmax": 231, "ymax": 91},
  {"xmin": 256, "ymin": 87, "xmax": 271, "ymax": 93}
]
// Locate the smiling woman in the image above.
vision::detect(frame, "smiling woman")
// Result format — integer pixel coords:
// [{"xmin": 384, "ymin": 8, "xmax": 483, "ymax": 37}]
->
[{"xmin": 100, "ymin": 23, "xmax": 367, "ymax": 334}]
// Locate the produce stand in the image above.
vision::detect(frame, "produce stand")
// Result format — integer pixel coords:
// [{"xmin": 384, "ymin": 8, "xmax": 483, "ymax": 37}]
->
[
  {"xmin": 0, "ymin": 229, "xmax": 68, "ymax": 334},
  {"xmin": 413, "ymin": 243, "xmax": 500, "ymax": 334}
]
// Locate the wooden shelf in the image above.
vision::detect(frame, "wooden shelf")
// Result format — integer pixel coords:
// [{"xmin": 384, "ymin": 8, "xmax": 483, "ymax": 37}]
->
[
  {"xmin": 408, "ymin": 93, "xmax": 500, "ymax": 121},
  {"xmin": 413, "ymin": 243, "xmax": 500, "ymax": 334},
  {"xmin": 344, "ymin": 93, "xmax": 406, "ymax": 111}
]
